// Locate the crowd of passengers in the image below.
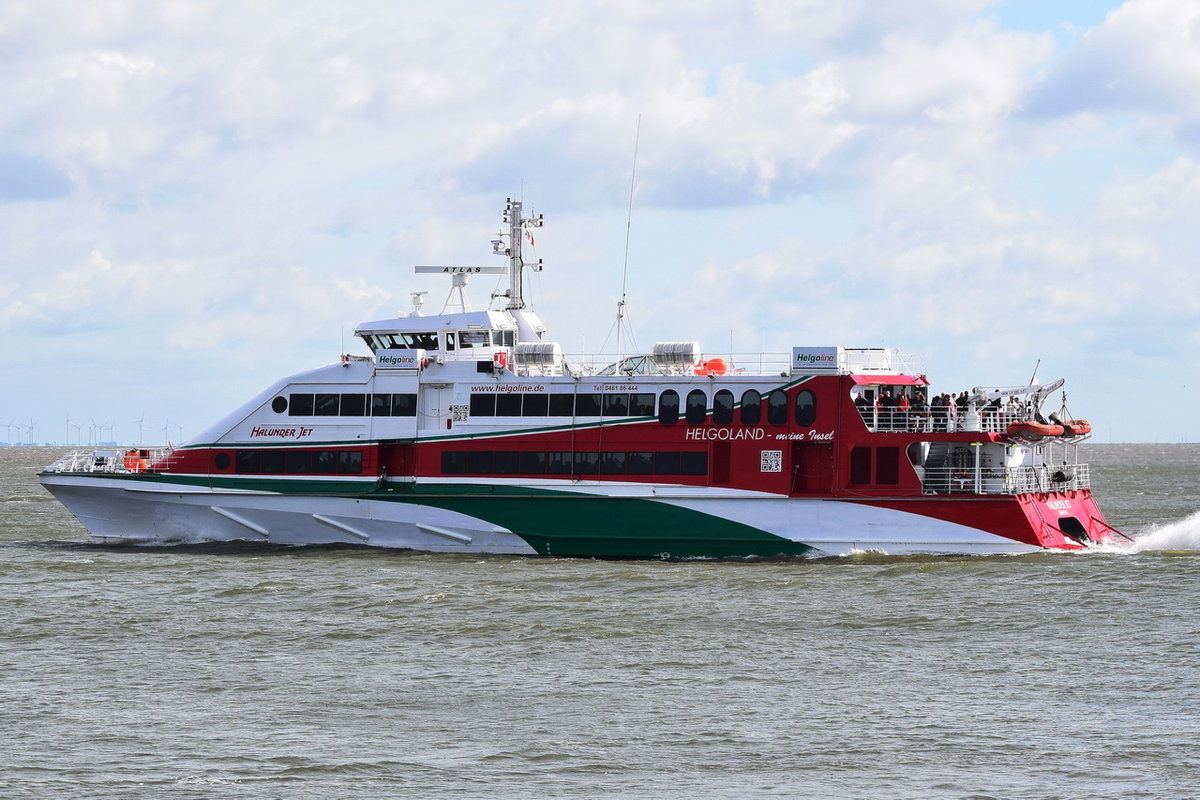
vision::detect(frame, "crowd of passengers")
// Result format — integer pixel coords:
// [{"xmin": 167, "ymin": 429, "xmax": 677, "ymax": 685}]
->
[{"xmin": 854, "ymin": 389, "xmax": 1028, "ymax": 433}]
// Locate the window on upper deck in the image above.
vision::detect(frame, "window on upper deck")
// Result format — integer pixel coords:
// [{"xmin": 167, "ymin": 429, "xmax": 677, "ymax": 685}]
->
[{"xmin": 459, "ymin": 331, "xmax": 490, "ymax": 348}]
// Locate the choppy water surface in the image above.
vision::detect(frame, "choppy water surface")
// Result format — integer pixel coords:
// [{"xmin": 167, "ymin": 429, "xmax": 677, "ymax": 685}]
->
[{"xmin": 3, "ymin": 445, "xmax": 1200, "ymax": 799}]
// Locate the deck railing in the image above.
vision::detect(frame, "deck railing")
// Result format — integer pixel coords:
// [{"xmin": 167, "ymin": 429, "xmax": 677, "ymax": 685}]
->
[
  {"xmin": 920, "ymin": 464, "xmax": 1091, "ymax": 495},
  {"xmin": 43, "ymin": 447, "xmax": 175, "ymax": 475},
  {"xmin": 859, "ymin": 407, "xmax": 1031, "ymax": 434}
]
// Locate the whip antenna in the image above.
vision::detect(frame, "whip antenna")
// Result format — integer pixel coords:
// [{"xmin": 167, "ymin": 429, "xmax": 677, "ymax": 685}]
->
[{"xmin": 616, "ymin": 115, "xmax": 641, "ymax": 364}]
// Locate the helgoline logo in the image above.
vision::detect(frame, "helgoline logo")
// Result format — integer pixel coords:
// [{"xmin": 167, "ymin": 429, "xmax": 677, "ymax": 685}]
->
[
  {"xmin": 378, "ymin": 354, "xmax": 416, "ymax": 366},
  {"xmin": 794, "ymin": 353, "xmax": 834, "ymax": 364}
]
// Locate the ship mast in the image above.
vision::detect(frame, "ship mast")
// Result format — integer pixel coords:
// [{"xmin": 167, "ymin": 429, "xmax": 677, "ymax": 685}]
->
[{"xmin": 494, "ymin": 197, "xmax": 544, "ymax": 311}]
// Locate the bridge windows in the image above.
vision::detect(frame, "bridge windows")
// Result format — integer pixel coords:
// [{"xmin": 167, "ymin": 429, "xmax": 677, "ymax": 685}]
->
[{"xmin": 739, "ymin": 390, "xmax": 761, "ymax": 425}]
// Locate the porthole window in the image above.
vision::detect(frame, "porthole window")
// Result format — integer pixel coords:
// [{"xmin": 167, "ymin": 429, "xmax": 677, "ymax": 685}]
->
[
  {"xmin": 794, "ymin": 389, "xmax": 816, "ymax": 427},
  {"xmin": 214, "ymin": 452, "xmax": 231, "ymax": 471},
  {"xmin": 767, "ymin": 389, "xmax": 788, "ymax": 425},
  {"xmin": 658, "ymin": 390, "xmax": 680, "ymax": 425},
  {"xmin": 271, "ymin": 396, "xmax": 288, "ymax": 414},
  {"xmin": 685, "ymin": 390, "xmax": 708, "ymax": 426},
  {"xmin": 713, "ymin": 390, "xmax": 734, "ymax": 426},
  {"xmin": 740, "ymin": 389, "xmax": 761, "ymax": 425}
]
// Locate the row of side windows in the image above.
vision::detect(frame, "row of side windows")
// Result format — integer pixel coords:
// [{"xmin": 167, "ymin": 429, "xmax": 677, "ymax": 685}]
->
[
  {"xmin": 275, "ymin": 393, "xmax": 418, "ymax": 417},
  {"xmin": 469, "ymin": 392, "xmax": 656, "ymax": 418},
  {"xmin": 657, "ymin": 389, "xmax": 816, "ymax": 426},
  {"xmin": 442, "ymin": 450, "xmax": 708, "ymax": 476},
  {"xmin": 232, "ymin": 449, "xmax": 364, "ymax": 474}
]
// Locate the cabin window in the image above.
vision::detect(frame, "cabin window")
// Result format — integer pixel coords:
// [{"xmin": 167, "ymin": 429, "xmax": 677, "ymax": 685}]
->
[
  {"xmin": 493, "ymin": 451, "xmax": 519, "ymax": 474},
  {"xmin": 467, "ymin": 451, "xmax": 493, "ymax": 473},
  {"xmin": 575, "ymin": 394, "xmax": 602, "ymax": 416},
  {"xmin": 602, "ymin": 394, "xmax": 629, "ymax": 416},
  {"xmin": 392, "ymin": 394, "xmax": 417, "ymax": 416},
  {"xmin": 713, "ymin": 390, "xmax": 734, "ymax": 426},
  {"xmin": 522, "ymin": 394, "xmax": 549, "ymax": 416},
  {"xmin": 214, "ymin": 452, "xmax": 231, "ymax": 471},
  {"xmin": 492, "ymin": 330, "xmax": 515, "ymax": 347},
  {"xmin": 547, "ymin": 452, "xmax": 572, "ymax": 475},
  {"xmin": 876, "ymin": 447, "xmax": 900, "ymax": 484},
  {"xmin": 371, "ymin": 393, "xmax": 392, "ymax": 416},
  {"xmin": 740, "ymin": 390, "xmax": 761, "ymax": 425},
  {"xmin": 445, "ymin": 332, "xmax": 456, "ymax": 351},
  {"xmin": 630, "ymin": 393, "xmax": 655, "ymax": 416},
  {"xmin": 658, "ymin": 390, "xmax": 680, "ymax": 425},
  {"xmin": 340, "ymin": 393, "xmax": 366, "ymax": 416},
  {"xmin": 654, "ymin": 452, "xmax": 681, "ymax": 474},
  {"xmin": 573, "ymin": 452, "xmax": 599, "ymax": 475},
  {"xmin": 338, "ymin": 451, "xmax": 363, "ymax": 474},
  {"xmin": 767, "ymin": 390, "xmax": 787, "ymax": 425},
  {"xmin": 271, "ymin": 396, "xmax": 288, "ymax": 414},
  {"xmin": 628, "ymin": 452, "xmax": 653, "ymax": 474},
  {"xmin": 600, "ymin": 452, "xmax": 627, "ymax": 475},
  {"xmin": 289, "ymin": 393, "xmax": 314, "ymax": 416},
  {"xmin": 519, "ymin": 451, "xmax": 546, "ymax": 473},
  {"xmin": 391, "ymin": 332, "xmax": 438, "ymax": 350},
  {"xmin": 685, "ymin": 390, "xmax": 708, "ymax": 425},
  {"xmin": 850, "ymin": 447, "xmax": 872, "ymax": 484},
  {"xmin": 470, "ymin": 394, "xmax": 496, "ymax": 416},
  {"xmin": 458, "ymin": 330, "xmax": 490, "ymax": 348},
  {"xmin": 794, "ymin": 390, "xmax": 816, "ymax": 427},
  {"xmin": 495, "ymin": 394, "xmax": 522, "ymax": 416},
  {"xmin": 315, "ymin": 394, "xmax": 340, "ymax": 416},
  {"xmin": 442, "ymin": 451, "xmax": 467, "ymax": 474},
  {"xmin": 681, "ymin": 452, "xmax": 708, "ymax": 475},
  {"xmin": 549, "ymin": 394, "xmax": 575, "ymax": 416}
]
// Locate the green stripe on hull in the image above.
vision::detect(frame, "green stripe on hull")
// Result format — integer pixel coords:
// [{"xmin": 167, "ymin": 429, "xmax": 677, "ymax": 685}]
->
[{"xmin": 376, "ymin": 491, "xmax": 812, "ymax": 559}]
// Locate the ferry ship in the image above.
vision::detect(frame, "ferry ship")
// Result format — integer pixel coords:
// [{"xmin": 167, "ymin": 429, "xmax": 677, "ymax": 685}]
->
[{"xmin": 40, "ymin": 199, "xmax": 1127, "ymax": 557}]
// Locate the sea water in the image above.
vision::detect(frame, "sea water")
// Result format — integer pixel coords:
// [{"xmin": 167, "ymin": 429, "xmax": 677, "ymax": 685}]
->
[{"xmin": 2, "ymin": 444, "xmax": 1199, "ymax": 799}]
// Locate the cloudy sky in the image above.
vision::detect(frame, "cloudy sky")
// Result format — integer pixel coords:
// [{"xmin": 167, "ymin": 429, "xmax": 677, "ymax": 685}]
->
[{"xmin": 1, "ymin": 0, "xmax": 1196, "ymax": 445}]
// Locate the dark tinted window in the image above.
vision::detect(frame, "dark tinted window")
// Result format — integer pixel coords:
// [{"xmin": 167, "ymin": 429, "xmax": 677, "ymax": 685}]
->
[
  {"xmin": 850, "ymin": 447, "xmax": 872, "ymax": 484},
  {"xmin": 713, "ymin": 390, "xmax": 734, "ymax": 426},
  {"xmin": 338, "ymin": 451, "xmax": 363, "ymax": 474},
  {"xmin": 602, "ymin": 394, "xmax": 629, "ymax": 416},
  {"xmin": 630, "ymin": 393, "xmax": 655, "ymax": 416},
  {"xmin": 740, "ymin": 390, "xmax": 761, "ymax": 425},
  {"xmin": 289, "ymin": 393, "xmax": 314, "ymax": 416},
  {"xmin": 876, "ymin": 447, "xmax": 900, "ymax": 484},
  {"xmin": 467, "ymin": 451, "xmax": 492, "ymax": 473},
  {"xmin": 442, "ymin": 451, "xmax": 468, "ymax": 474},
  {"xmin": 315, "ymin": 394, "xmax": 340, "ymax": 416},
  {"xmin": 392, "ymin": 394, "xmax": 417, "ymax": 416},
  {"xmin": 313, "ymin": 451, "xmax": 336, "ymax": 473},
  {"xmin": 628, "ymin": 452, "xmax": 653, "ymax": 475},
  {"xmin": 549, "ymin": 394, "xmax": 575, "ymax": 416},
  {"xmin": 519, "ymin": 451, "xmax": 547, "ymax": 473},
  {"xmin": 681, "ymin": 452, "xmax": 708, "ymax": 475},
  {"xmin": 522, "ymin": 394, "xmax": 549, "ymax": 416},
  {"xmin": 573, "ymin": 452, "xmax": 599, "ymax": 475},
  {"xmin": 371, "ymin": 393, "xmax": 392, "ymax": 416},
  {"xmin": 340, "ymin": 393, "xmax": 366, "ymax": 416},
  {"xmin": 575, "ymin": 394, "xmax": 602, "ymax": 416},
  {"xmin": 600, "ymin": 452, "xmax": 627, "ymax": 474},
  {"xmin": 470, "ymin": 394, "xmax": 496, "ymax": 416},
  {"xmin": 685, "ymin": 390, "xmax": 708, "ymax": 425},
  {"xmin": 794, "ymin": 390, "xmax": 816, "ymax": 427},
  {"xmin": 286, "ymin": 450, "xmax": 314, "ymax": 473},
  {"xmin": 658, "ymin": 390, "xmax": 680, "ymax": 425},
  {"xmin": 493, "ymin": 451, "xmax": 519, "ymax": 474},
  {"xmin": 496, "ymin": 394, "xmax": 522, "ymax": 416},
  {"xmin": 214, "ymin": 452, "xmax": 231, "ymax": 471},
  {"xmin": 547, "ymin": 452, "xmax": 572, "ymax": 474},
  {"xmin": 271, "ymin": 396, "xmax": 288, "ymax": 414},
  {"xmin": 767, "ymin": 390, "xmax": 787, "ymax": 425},
  {"xmin": 654, "ymin": 451, "xmax": 681, "ymax": 474}
]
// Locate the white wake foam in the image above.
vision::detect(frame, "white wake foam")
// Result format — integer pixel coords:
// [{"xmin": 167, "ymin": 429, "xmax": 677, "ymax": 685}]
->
[{"xmin": 1125, "ymin": 510, "xmax": 1200, "ymax": 553}]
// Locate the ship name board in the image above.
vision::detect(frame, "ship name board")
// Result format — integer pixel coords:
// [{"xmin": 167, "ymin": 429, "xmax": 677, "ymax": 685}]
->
[
  {"xmin": 250, "ymin": 426, "xmax": 314, "ymax": 439},
  {"xmin": 792, "ymin": 346, "xmax": 840, "ymax": 371},
  {"xmin": 685, "ymin": 427, "xmax": 766, "ymax": 441}
]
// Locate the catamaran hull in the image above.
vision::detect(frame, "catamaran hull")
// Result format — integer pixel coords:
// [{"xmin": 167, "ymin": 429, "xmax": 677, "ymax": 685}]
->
[{"xmin": 40, "ymin": 473, "xmax": 1054, "ymax": 557}]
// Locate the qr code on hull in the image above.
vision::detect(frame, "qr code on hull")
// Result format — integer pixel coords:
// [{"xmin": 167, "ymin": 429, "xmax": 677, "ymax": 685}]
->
[
  {"xmin": 761, "ymin": 450, "xmax": 783, "ymax": 472},
  {"xmin": 451, "ymin": 404, "xmax": 470, "ymax": 421}
]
